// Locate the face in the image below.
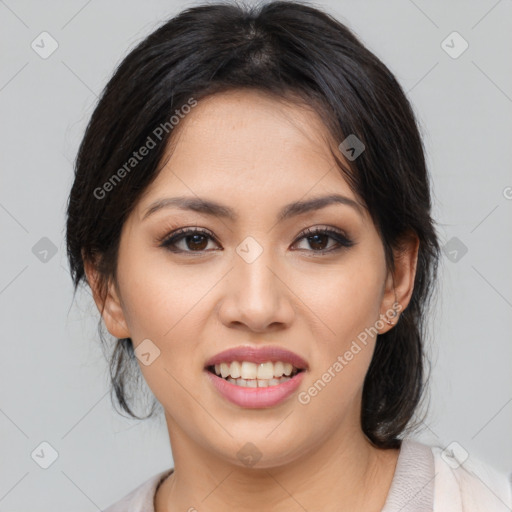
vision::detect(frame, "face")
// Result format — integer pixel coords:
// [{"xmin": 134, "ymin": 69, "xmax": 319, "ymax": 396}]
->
[{"xmin": 90, "ymin": 89, "xmax": 417, "ymax": 468}]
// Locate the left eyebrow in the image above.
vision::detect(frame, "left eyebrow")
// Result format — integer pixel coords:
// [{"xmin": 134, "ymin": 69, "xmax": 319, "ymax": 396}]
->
[{"xmin": 141, "ymin": 193, "xmax": 364, "ymax": 222}]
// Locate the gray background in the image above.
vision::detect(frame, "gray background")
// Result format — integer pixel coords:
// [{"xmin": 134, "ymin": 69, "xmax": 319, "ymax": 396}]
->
[{"xmin": 1, "ymin": 0, "xmax": 511, "ymax": 509}]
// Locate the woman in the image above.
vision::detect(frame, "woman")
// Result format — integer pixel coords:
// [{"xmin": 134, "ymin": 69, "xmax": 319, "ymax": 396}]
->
[{"xmin": 65, "ymin": 1, "xmax": 512, "ymax": 510}]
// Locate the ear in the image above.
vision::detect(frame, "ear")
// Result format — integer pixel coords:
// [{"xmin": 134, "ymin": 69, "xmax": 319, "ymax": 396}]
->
[
  {"xmin": 83, "ymin": 255, "xmax": 131, "ymax": 339},
  {"xmin": 378, "ymin": 232, "xmax": 419, "ymax": 334}
]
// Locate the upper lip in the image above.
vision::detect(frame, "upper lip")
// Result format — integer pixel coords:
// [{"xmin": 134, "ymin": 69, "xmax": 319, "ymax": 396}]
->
[{"xmin": 204, "ymin": 345, "xmax": 309, "ymax": 371}]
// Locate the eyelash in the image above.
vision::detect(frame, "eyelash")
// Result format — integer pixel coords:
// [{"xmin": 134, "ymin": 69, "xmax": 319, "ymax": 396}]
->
[{"xmin": 157, "ymin": 226, "xmax": 354, "ymax": 256}]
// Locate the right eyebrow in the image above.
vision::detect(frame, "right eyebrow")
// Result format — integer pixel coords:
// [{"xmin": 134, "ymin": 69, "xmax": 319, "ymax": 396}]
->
[{"xmin": 142, "ymin": 193, "xmax": 364, "ymax": 222}]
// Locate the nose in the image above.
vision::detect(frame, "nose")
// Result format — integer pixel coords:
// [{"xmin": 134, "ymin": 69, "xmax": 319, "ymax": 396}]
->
[{"xmin": 217, "ymin": 244, "xmax": 295, "ymax": 333}]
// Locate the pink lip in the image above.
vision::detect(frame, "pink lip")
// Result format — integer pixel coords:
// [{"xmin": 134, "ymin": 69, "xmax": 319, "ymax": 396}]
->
[
  {"xmin": 205, "ymin": 369, "xmax": 306, "ymax": 408},
  {"xmin": 204, "ymin": 345, "xmax": 309, "ymax": 369}
]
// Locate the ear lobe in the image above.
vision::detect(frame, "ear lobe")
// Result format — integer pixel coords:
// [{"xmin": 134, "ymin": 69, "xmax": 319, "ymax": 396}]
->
[
  {"xmin": 83, "ymin": 257, "xmax": 131, "ymax": 339},
  {"xmin": 379, "ymin": 233, "xmax": 420, "ymax": 333}
]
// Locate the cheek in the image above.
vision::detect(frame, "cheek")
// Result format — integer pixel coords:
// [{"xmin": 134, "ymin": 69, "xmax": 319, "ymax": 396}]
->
[
  {"xmin": 114, "ymin": 246, "xmax": 226, "ymax": 396},
  {"xmin": 115, "ymin": 249, "xmax": 212, "ymax": 406},
  {"xmin": 291, "ymin": 249, "xmax": 386, "ymax": 403},
  {"xmin": 116, "ymin": 245, "xmax": 214, "ymax": 342},
  {"xmin": 293, "ymin": 252, "xmax": 385, "ymax": 345}
]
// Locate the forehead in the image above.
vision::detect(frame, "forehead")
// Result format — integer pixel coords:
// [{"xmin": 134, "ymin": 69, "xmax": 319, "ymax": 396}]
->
[
  {"xmin": 171, "ymin": 88, "xmax": 336, "ymax": 162},
  {"xmin": 137, "ymin": 89, "xmax": 359, "ymax": 214}
]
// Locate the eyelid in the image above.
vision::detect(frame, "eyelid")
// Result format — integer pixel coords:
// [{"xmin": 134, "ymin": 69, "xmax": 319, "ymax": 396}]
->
[
  {"xmin": 291, "ymin": 225, "xmax": 355, "ymax": 251},
  {"xmin": 155, "ymin": 225, "xmax": 216, "ymax": 244},
  {"xmin": 294, "ymin": 225, "xmax": 351, "ymax": 242},
  {"xmin": 158, "ymin": 224, "xmax": 354, "ymax": 255}
]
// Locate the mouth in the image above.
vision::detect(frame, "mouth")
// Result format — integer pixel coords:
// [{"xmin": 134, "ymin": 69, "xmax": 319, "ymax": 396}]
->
[
  {"xmin": 203, "ymin": 345, "xmax": 308, "ymax": 407},
  {"xmin": 204, "ymin": 362, "xmax": 306, "ymax": 408},
  {"xmin": 206, "ymin": 361, "xmax": 304, "ymax": 388}
]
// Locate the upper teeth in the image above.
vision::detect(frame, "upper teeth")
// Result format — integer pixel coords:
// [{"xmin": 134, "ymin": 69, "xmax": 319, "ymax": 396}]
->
[{"xmin": 214, "ymin": 361, "xmax": 297, "ymax": 380}]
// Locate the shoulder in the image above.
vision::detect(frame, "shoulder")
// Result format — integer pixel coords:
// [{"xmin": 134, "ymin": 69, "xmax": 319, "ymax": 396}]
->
[
  {"xmin": 103, "ymin": 468, "xmax": 173, "ymax": 512},
  {"xmin": 428, "ymin": 442, "xmax": 512, "ymax": 511}
]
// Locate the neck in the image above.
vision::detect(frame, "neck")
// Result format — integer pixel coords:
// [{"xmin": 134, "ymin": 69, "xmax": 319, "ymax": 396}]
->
[{"xmin": 155, "ymin": 416, "xmax": 400, "ymax": 512}]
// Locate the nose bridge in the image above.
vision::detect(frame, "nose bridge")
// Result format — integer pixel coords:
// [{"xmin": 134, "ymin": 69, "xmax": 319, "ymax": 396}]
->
[
  {"xmin": 235, "ymin": 234, "xmax": 279, "ymax": 303},
  {"xmin": 222, "ymin": 234, "xmax": 293, "ymax": 329}
]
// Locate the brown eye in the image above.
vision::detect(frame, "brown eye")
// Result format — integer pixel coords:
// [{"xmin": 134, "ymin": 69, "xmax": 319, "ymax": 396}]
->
[
  {"xmin": 160, "ymin": 228, "xmax": 219, "ymax": 253},
  {"xmin": 182, "ymin": 233, "xmax": 209, "ymax": 251},
  {"xmin": 306, "ymin": 232, "xmax": 330, "ymax": 251},
  {"xmin": 159, "ymin": 226, "xmax": 354, "ymax": 256},
  {"xmin": 293, "ymin": 227, "xmax": 354, "ymax": 254}
]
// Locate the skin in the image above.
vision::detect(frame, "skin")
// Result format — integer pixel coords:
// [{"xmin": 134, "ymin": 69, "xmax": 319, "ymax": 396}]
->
[{"xmin": 85, "ymin": 89, "xmax": 419, "ymax": 511}]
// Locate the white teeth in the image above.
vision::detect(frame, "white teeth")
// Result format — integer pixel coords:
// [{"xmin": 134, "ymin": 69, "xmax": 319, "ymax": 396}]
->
[
  {"xmin": 230, "ymin": 361, "xmax": 241, "ymax": 378},
  {"xmin": 220, "ymin": 362, "xmax": 230, "ymax": 379},
  {"xmin": 211, "ymin": 361, "xmax": 300, "ymax": 380},
  {"xmin": 256, "ymin": 362, "xmax": 274, "ymax": 380},
  {"xmin": 240, "ymin": 361, "xmax": 258, "ymax": 380},
  {"xmin": 226, "ymin": 376, "xmax": 292, "ymax": 387},
  {"xmin": 273, "ymin": 361, "xmax": 284, "ymax": 376}
]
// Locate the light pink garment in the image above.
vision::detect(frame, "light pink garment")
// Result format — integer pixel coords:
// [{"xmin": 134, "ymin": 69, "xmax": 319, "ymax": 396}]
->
[
  {"xmin": 103, "ymin": 438, "xmax": 512, "ymax": 511},
  {"xmin": 430, "ymin": 443, "xmax": 512, "ymax": 511}
]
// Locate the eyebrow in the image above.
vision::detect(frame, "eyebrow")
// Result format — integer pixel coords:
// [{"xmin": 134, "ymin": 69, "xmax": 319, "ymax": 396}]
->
[{"xmin": 142, "ymin": 193, "xmax": 364, "ymax": 222}]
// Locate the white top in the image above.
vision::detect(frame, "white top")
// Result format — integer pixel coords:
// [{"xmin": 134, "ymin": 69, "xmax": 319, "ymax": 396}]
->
[{"xmin": 103, "ymin": 438, "xmax": 512, "ymax": 511}]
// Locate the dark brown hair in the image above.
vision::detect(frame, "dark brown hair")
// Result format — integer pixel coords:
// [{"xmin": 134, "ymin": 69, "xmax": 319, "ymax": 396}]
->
[{"xmin": 66, "ymin": 0, "xmax": 440, "ymax": 449}]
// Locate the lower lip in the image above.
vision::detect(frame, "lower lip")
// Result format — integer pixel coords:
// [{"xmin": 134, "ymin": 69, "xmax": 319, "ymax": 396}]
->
[{"xmin": 205, "ymin": 370, "xmax": 306, "ymax": 408}]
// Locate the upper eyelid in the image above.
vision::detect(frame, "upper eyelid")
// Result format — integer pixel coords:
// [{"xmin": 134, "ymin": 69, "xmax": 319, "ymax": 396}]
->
[
  {"xmin": 159, "ymin": 225, "xmax": 351, "ymax": 249},
  {"xmin": 160, "ymin": 225, "xmax": 346, "ymax": 239}
]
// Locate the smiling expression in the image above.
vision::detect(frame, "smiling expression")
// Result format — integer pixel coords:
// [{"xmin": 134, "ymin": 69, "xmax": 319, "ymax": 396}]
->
[{"xmin": 89, "ymin": 88, "xmax": 415, "ymax": 468}]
